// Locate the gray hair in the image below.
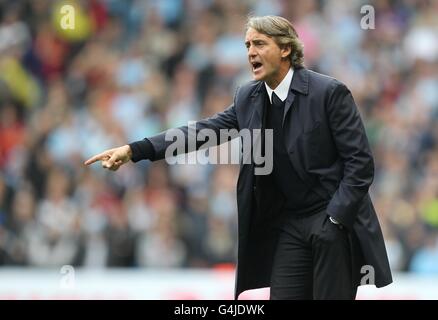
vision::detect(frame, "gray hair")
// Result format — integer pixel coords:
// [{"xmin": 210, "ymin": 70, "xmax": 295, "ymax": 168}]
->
[{"xmin": 246, "ymin": 15, "xmax": 304, "ymax": 68}]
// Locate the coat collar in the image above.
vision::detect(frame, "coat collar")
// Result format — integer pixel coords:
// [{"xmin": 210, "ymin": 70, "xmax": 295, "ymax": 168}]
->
[
  {"xmin": 250, "ymin": 67, "xmax": 309, "ymax": 127},
  {"xmin": 250, "ymin": 67, "xmax": 309, "ymax": 98},
  {"xmin": 289, "ymin": 66, "xmax": 309, "ymax": 95}
]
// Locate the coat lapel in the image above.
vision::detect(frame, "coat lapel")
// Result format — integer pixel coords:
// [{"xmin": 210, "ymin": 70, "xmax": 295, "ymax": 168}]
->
[
  {"xmin": 282, "ymin": 67, "xmax": 309, "ymax": 153},
  {"xmin": 248, "ymin": 81, "xmax": 266, "ymax": 130},
  {"xmin": 283, "ymin": 67, "xmax": 309, "ymax": 125}
]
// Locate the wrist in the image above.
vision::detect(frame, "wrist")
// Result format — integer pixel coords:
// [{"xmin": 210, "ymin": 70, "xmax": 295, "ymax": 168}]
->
[{"xmin": 125, "ymin": 144, "xmax": 133, "ymax": 159}]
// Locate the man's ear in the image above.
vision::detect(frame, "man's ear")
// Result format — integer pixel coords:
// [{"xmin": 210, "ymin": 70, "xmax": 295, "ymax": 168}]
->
[{"xmin": 281, "ymin": 45, "xmax": 292, "ymax": 59}]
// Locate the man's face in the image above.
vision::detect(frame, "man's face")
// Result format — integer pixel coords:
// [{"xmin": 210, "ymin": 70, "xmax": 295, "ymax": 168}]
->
[{"xmin": 245, "ymin": 27, "xmax": 290, "ymax": 87}]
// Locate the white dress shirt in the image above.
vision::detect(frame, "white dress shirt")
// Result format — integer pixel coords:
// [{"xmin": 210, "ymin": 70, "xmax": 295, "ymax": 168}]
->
[{"xmin": 264, "ymin": 68, "xmax": 294, "ymax": 103}]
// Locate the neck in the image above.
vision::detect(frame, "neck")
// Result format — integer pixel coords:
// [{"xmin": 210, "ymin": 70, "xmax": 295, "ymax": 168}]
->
[{"xmin": 266, "ymin": 63, "xmax": 291, "ymax": 90}]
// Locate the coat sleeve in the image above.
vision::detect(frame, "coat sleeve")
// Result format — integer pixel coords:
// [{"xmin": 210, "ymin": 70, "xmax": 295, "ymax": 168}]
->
[
  {"xmin": 130, "ymin": 89, "xmax": 240, "ymax": 162},
  {"xmin": 325, "ymin": 81, "xmax": 374, "ymax": 230}
]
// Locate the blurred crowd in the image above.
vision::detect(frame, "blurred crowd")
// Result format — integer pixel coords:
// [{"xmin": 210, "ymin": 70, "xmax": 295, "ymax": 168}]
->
[{"xmin": 0, "ymin": 0, "xmax": 438, "ymax": 274}]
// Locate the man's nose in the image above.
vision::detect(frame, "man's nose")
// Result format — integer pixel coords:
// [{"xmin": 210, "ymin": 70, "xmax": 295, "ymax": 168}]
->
[{"xmin": 247, "ymin": 45, "xmax": 256, "ymax": 58}]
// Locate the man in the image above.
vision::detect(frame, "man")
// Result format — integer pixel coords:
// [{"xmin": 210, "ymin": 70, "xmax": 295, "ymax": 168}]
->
[{"xmin": 85, "ymin": 15, "xmax": 392, "ymax": 299}]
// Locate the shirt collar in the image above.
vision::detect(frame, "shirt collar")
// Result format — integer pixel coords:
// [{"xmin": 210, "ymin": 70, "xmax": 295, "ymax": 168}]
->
[{"xmin": 264, "ymin": 68, "xmax": 294, "ymax": 103}]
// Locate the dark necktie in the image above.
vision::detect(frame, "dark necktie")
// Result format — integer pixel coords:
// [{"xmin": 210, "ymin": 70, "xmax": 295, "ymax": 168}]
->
[
  {"xmin": 271, "ymin": 92, "xmax": 284, "ymax": 129},
  {"xmin": 270, "ymin": 92, "xmax": 286, "ymax": 154}
]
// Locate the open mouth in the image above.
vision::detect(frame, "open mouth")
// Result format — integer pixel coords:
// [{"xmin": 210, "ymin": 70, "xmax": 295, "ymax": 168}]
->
[{"xmin": 252, "ymin": 62, "xmax": 263, "ymax": 72}]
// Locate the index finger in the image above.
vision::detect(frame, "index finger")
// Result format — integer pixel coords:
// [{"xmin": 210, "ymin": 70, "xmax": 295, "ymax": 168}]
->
[{"xmin": 84, "ymin": 152, "xmax": 110, "ymax": 165}]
